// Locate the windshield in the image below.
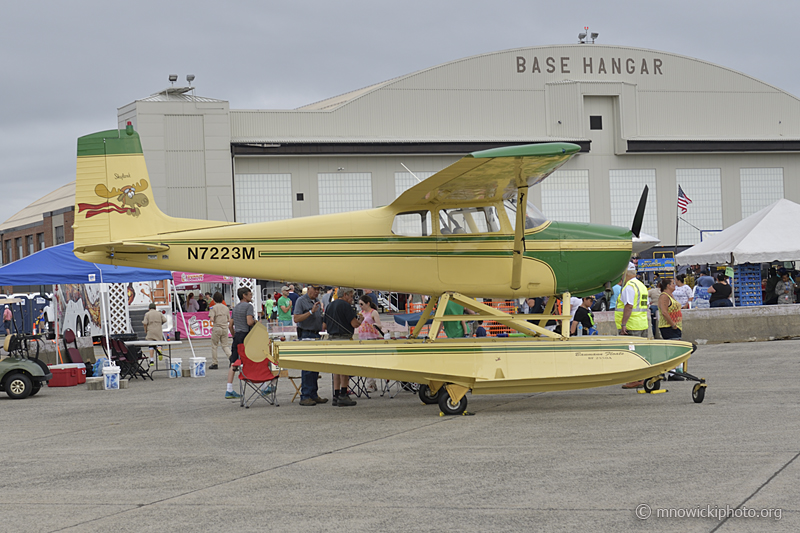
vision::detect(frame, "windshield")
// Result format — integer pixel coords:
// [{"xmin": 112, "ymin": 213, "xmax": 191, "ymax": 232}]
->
[{"xmin": 504, "ymin": 197, "xmax": 549, "ymax": 230}]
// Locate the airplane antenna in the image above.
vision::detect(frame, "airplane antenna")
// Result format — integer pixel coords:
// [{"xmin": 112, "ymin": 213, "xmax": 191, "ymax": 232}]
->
[
  {"xmin": 218, "ymin": 196, "xmax": 230, "ymax": 222},
  {"xmin": 400, "ymin": 163, "xmax": 423, "ymax": 183}
]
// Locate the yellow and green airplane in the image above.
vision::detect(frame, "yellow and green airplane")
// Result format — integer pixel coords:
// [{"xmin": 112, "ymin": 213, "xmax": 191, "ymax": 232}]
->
[{"xmin": 73, "ymin": 124, "xmax": 702, "ymax": 414}]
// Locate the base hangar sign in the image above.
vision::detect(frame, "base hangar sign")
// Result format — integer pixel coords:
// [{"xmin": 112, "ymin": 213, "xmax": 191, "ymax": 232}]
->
[{"xmin": 516, "ymin": 55, "xmax": 664, "ymax": 76}]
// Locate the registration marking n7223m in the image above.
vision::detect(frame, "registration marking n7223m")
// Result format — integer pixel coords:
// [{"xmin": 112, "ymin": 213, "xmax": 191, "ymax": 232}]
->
[{"xmin": 187, "ymin": 246, "xmax": 255, "ymax": 260}]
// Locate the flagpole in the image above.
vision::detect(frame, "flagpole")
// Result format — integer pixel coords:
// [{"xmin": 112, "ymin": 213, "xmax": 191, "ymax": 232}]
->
[
  {"xmin": 674, "ymin": 210, "xmax": 679, "ymax": 277},
  {"xmin": 674, "ymin": 185, "xmax": 679, "ymax": 277}
]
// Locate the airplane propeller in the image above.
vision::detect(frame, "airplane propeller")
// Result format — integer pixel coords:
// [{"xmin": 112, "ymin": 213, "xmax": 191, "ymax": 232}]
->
[{"xmin": 631, "ymin": 185, "xmax": 649, "ymax": 238}]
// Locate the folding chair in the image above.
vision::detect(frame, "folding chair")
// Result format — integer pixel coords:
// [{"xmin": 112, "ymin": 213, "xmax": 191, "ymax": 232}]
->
[
  {"xmin": 62, "ymin": 329, "xmax": 85, "ymax": 364},
  {"xmin": 349, "ymin": 376, "xmax": 372, "ymax": 399},
  {"xmin": 237, "ymin": 344, "xmax": 279, "ymax": 408},
  {"xmin": 115, "ymin": 339, "xmax": 153, "ymax": 381},
  {"xmin": 102, "ymin": 338, "xmax": 133, "ymax": 380},
  {"xmin": 381, "ymin": 379, "xmax": 402, "ymax": 398},
  {"xmin": 381, "ymin": 380, "xmax": 418, "ymax": 399},
  {"xmin": 286, "ymin": 371, "xmax": 302, "ymax": 403}
]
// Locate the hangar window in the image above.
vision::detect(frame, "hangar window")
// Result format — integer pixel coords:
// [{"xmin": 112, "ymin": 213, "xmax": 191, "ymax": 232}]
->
[
  {"xmin": 609, "ymin": 170, "xmax": 658, "ymax": 238},
  {"xmin": 318, "ymin": 172, "xmax": 373, "ymax": 214},
  {"xmin": 741, "ymin": 168, "xmax": 784, "ymax": 218},
  {"xmin": 589, "ymin": 116, "xmax": 603, "ymax": 130},
  {"xmin": 676, "ymin": 168, "xmax": 722, "ymax": 245},
  {"xmin": 234, "ymin": 173, "xmax": 293, "ymax": 223},
  {"xmin": 541, "ymin": 170, "xmax": 590, "ymax": 223},
  {"xmin": 392, "ymin": 211, "xmax": 432, "ymax": 237},
  {"xmin": 439, "ymin": 206, "xmax": 500, "ymax": 234}
]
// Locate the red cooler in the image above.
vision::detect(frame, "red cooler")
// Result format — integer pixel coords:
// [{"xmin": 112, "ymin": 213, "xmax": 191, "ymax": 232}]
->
[{"xmin": 48, "ymin": 364, "xmax": 80, "ymax": 387}]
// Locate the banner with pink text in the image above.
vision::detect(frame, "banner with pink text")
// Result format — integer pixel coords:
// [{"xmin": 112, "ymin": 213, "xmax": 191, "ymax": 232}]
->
[
  {"xmin": 173, "ymin": 272, "xmax": 234, "ymax": 288},
  {"xmin": 175, "ymin": 311, "xmax": 232, "ymax": 339}
]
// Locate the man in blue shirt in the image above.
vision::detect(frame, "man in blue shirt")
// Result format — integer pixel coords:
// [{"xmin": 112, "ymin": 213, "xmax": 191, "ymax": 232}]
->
[{"xmin": 609, "ymin": 282, "xmax": 622, "ymax": 310}]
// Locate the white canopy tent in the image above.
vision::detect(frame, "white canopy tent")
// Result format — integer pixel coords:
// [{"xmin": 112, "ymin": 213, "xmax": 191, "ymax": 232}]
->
[{"xmin": 676, "ymin": 199, "xmax": 800, "ymax": 266}]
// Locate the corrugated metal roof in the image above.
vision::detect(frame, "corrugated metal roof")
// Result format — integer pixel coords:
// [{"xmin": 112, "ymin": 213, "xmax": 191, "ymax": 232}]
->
[
  {"xmin": 138, "ymin": 92, "xmax": 225, "ymax": 103},
  {"xmin": 296, "ymin": 80, "xmax": 395, "ymax": 110},
  {"xmin": 0, "ymin": 182, "xmax": 74, "ymax": 232}
]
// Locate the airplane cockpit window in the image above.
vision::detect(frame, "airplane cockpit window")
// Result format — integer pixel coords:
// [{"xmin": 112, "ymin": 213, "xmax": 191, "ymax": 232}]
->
[
  {"xmin": 438, "ymin": 206, "xmax": 500, "ymax": 235},
  {"xmin": 504, "ymin": 198, "xmax": 549, "ymax": 230},
  {"xmin": 392, "ymin": 211, "xmax": 432, "ymax": 237}
]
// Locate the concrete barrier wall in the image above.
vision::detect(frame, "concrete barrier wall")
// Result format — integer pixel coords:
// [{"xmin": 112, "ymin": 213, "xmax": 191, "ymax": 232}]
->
[
  {"xmin": 1, "ymin": 335, "xmax": 95, "ymax": 365},
  {"xmin": 594, "ymin": 305, "xmax": 800, "ymax": 344}
]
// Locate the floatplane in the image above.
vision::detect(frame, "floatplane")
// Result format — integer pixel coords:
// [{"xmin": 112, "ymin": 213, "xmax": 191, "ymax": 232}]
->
[{"xmin": 73, "ymin": 124, "xmax": 705, "ymax": 414}]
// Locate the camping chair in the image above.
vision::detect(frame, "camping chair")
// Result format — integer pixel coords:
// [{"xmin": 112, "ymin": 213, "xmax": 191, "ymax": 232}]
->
[
  {"xmin": 114, "ymin": 339, "xmax": 153, "ymax": 381},
  {"xmin": 349, "ymin": 376, "xmax": 372, "ymax": 399},
  {"xmin": 381, "ymin": 380, "xmax": 418, "ymax": 398},
  {"xmin": 102, "ymin": 338, "xmax": 133, "ymax": 379},
  {"xmin": 236, "ymin": 344, "xmax": 279, "ymax": 408}
]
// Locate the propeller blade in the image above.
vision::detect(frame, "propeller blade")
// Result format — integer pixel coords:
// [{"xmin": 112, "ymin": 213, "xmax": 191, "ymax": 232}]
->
[{"xmin": 631, "ymin": 185, "xmax": 649, "ymax": 238}]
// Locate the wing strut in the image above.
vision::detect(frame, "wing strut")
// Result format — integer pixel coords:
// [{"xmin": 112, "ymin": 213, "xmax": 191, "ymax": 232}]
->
[{"xmin": 511, "ymin": 158, "xmax": 527, "ymax": 290}]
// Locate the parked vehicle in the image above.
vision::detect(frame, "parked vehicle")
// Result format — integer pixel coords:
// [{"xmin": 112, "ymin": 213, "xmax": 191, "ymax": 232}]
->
[
  {"xmin": 591, "ymin": 292, "xmax": 610, "ymax": 312},
  {"xmin": 0, "ymin": 335, "xmax": 52, "ymax": 399}
]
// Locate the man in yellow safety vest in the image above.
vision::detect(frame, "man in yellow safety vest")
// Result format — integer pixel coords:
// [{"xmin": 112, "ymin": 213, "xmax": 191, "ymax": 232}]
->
[
  {"xmin": 615, "ymin": 262, "xmax": 650, "ymax": 389},
  {"xmin": 615, "ymin": 262, "xmax": 649, "ymax": 336}
]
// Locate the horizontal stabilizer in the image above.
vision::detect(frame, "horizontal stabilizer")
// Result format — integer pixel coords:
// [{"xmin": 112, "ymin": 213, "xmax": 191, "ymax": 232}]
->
[{"xmin": 74, "ymin": 242, "xmax": 170, "ymax": 254}]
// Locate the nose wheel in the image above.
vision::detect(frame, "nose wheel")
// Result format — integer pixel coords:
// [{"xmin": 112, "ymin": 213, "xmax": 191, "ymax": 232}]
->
[{"xmin": 642, "ymin": 372, "xmax": 706, "ymax": 403}]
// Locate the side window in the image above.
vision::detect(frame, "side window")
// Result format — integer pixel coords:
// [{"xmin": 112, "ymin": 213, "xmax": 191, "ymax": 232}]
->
[
  {"xmin": 439, "ymin": 206, "xmax": 500, "ymax": 234},
  {"xmin": 504, "ymin": 198, "xmax": 549, "ymax": 230},
  {"xmin": 392, "ymin": 211, "xmax": 432, "ymax": 237}
]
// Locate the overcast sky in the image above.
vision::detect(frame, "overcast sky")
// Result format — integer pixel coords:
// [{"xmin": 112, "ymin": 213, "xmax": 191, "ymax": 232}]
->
[{"xmin": 2, "ymin": 0, "xmax": 798, "ymax": 222}]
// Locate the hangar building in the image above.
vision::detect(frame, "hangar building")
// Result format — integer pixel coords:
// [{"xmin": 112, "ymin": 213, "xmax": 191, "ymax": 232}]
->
[{"xmin": 14, "ymin": 44, "xmax": 800, "ymax": 263}]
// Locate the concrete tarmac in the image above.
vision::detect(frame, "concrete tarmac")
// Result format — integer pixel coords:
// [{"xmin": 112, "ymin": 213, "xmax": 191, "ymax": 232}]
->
[{"xmin": 1, "ymin": 337, "xmax": 797, "ymax": 532}]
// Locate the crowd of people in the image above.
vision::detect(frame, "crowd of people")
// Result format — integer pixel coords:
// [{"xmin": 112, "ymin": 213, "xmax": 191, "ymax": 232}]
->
[{"xmin": 194, "ymin": 259, "xmax": 797, "ymax": 401}]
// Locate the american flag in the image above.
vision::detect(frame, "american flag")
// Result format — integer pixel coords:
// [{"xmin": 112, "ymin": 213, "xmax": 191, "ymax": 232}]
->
[{"xmin": 677, "ymin": 185, "xmax": 692, "ymax": 214}]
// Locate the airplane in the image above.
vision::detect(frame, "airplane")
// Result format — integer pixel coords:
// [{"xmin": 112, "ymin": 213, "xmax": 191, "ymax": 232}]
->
[{"xmin": 73, "ymin": 124, "xmax": 704, "ymax": 414}]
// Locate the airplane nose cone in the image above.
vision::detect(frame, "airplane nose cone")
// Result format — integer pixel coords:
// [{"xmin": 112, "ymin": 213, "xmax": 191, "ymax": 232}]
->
[{"xmin": 632, "ymin": 232, "xmax": 660, "ymax": 253}]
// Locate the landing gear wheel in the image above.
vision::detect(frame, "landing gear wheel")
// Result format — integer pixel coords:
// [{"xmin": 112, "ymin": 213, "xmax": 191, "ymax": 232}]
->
[
  {"xmin": 438, "ymin": 391, "xmax": 468, "ymax": 415},
  {"xmin": 3, "ymin": 372, "xmax": 32, "ymax": 399},
  {"xmin": 419, "ymin": 384, "xmax": 443, "ymax": 404},
  {"xmin": 643, "ymin": 377, "xmax": 661, "ymax": 393},
  {"xmin": 29, "ymin": 382, "xmax": 42, "ymax": 397},
  {"xmin": 692, "ymin": 383, "xmax": 706, "ymax": 403}
]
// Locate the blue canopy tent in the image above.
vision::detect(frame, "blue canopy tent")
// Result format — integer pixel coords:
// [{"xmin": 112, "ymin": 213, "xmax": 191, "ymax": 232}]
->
[
  {"xmin": 0, "ymin": 242, "xmax": 171, "ymax": 285},
  {"xmin": 0, "ymin": 243, "xmax": 173, "ymax": 364}
]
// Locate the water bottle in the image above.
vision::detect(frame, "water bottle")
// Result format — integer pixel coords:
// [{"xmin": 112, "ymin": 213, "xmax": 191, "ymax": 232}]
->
[{"xmin": 577, "ymin": 323, "xmax": 583, "ymax": 336}]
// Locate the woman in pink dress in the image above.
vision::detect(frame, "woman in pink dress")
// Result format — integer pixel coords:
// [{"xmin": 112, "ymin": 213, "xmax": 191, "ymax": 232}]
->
[{"xmin": 357, "ymin": 295, "xmax": 383, "ymax": 391}]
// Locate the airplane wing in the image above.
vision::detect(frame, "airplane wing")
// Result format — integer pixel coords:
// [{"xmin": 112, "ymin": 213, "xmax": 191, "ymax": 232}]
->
[{"xmin": 391, "ymin": 143, "xmax": 581, "ymax": 209}]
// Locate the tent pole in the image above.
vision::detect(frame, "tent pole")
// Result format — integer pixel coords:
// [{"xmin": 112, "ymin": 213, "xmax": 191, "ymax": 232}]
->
[
  {"xmin": 54, "ymin": 286, "xmax": 62, "ymax": 364},
  {"xmin": 170, "ymin": 279, "xmax": 196, "ymax": 358},
  {"xmin": 95, "ymin": 265, "xmax": 113, "ymax": 368}
]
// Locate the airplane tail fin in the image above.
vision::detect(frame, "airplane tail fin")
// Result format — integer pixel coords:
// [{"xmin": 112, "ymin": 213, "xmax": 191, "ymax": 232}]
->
[{"xmin": 73, "ymin": 124, "xmax": 234, "ymax": 255}]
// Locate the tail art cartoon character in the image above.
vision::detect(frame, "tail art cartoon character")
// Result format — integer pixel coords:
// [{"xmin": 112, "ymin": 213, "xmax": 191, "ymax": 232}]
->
[{"xmin": 78, "ymin": 180, "xmax": 150, "ymax": 218}]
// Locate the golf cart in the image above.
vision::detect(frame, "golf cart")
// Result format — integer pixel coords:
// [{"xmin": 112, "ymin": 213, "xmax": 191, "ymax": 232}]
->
[
  {"xmin": 1, "ymin": 331, "xmax": 52, "ymax": 400},
  {"xmin": 2, "ymin": 296, "xmax": 52, "ymax": 398}
]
